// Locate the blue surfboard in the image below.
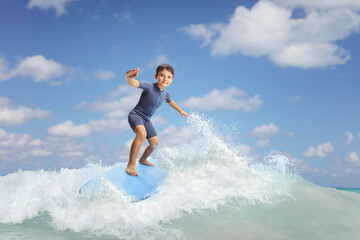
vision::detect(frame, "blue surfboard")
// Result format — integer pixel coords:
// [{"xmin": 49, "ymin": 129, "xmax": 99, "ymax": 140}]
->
[{"xmin": 79, "ymin": 159, "xmax": 166, "ymax": 201}]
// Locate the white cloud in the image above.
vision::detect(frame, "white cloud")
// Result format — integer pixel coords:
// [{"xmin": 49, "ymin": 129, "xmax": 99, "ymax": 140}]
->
[
  {"xmin": 303, "ymin": 142, "xmax": 334, "ymax": 158},
  {"xmin": 237, "ymin": 144, "xmax": 255, "ymax": 155},
  {"xmin": 0, "ymin": 96, "xmax": 51, "ymax": 125},
  {"xmin": 181, "ymin": 87, "xmax": 262, "ymax": 112},
  {"xmin": 148, "ymin": 55, "xmax": 170, "ymax": 69},
  {"xmin": 0, "ymin": 96, "xmax": 13, "ymax": 108},
  {"xmin": 76, "ymin": 85, "xmax": 140, "ymax": 118},
  {"xmin": 287, "ymin": 132, "xmax": 295, "ymax": 138},
  {"xmin": 182, "ymin": 0, "xmax": 360, "ymax": 68},
  {"xmin": 95, "ymin": 70, "xmax": 116, "ymax": 81},
  {"xmin": 0, "ymin": 129, "xmax": 39, "ymax": 149},
  {"xmin": 30, "ymin": 148, "xmax": 52, "ymax": 157},
  {"xmin": 47, "ymin": 118, "xmax": 132, "ymax": 138},
  {"xmin": 47, "ymin": 121, "xmax": 92, "ymax": 137},
  {"xmin": 272, "ymin": 0, "xmax": 360, "ymax": 10},
  {"xmin": 251, "ymin": 123, "xmax": 279, "ymax": 139},
  {"xmin": 295, "ymin": 158, "xmax": 319, "ymax": 173},
  {"xmin": 61, "ymin": 150, "xmax": 84, "ymax": 157},
  {"xmin": 345, "ymin": 152, "xmax": 360, "ymax": 166},
  {"xmin": 114, "ymin": 8, "xmax": 132, "ymax": 22},
  {"xmin": 88, "ymin": 118, "xmax": 128, "ymax": 134},
  {"xmin": 0, "ymin": 127, "xmax": 115, "ymax": 172},
  {"xmin": 286, "ymin": 96, "xmax": 302, "ymax": 103},
  {"xmin": 151, "ymin": 116, "xmax": 168, "ymax": 126},
  {"xmin": 27, "ymin": 0, "xmax": 79, "ymax": 17},
  {"xmin": 180, "ymin": 23, "xmax": 225, "ymax": 48},
  {"xmin": 0, "ymin": 55, "xmax": 65, "ymax": 82},
  {"xmin": 251, "ymin": 126, "xmax": 297, "ymax": 148},
  {"xmin": 148, "ymin": 55, "xmax": 169, "ymax": 68},
  {"xmin": 0, "ymin": 57, "xmax": 9, "ymax": 81},
  {"xmin": 256, "ymin": 138, "xmax": 270, "ymax": 147},
  {"xmin": 107, "ymin": 85, "xmax": 133, "ymax": 99},
  {"xmin": 158, "ymin": 125, "xmax": 195, "ymax": 145},
  {"xmin": 273, "ymin": 43, "xmax": 350, "ymax": 68},
  {"xmin": 0, "ymin": 107, "xmax": 51, "ymax": 125},
  {"xmin": 251, "ymin": 123, "xmax": 280, "ymax": 148},
  {"xmin": 44, "ymin": 135, "xmax": 94, "ymax": 162},
  {"xmin": 345, "ymin": 131, "xmax": 354, "ymax": 145},
  {"xmin": 0, "ymin": 128, "xmax": 52, "ymax": 163}
]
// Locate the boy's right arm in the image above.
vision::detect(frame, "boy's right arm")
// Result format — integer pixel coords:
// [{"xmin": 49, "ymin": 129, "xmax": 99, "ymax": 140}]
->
[{"xmin": 126, "ymin": 68, "xmax": 140, "ymax": 88}]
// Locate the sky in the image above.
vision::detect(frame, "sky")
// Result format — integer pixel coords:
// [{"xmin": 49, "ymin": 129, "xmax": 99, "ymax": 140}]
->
[{"xmin": 0, "ymin": 0, "xmax": 360, "ymax": 188}]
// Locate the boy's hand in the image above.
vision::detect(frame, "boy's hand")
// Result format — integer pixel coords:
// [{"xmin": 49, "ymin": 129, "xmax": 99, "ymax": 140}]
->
[
  {"xmin": 126, "ymin": 68, "xmax": 140, "ymax": 88},
  {"xmin": 180, "ymin": 111, "xmax": 189, "ymax": 117},
  {"xmin": 126, "ymin": 68, "xmax": 140, "ymax": 79}
]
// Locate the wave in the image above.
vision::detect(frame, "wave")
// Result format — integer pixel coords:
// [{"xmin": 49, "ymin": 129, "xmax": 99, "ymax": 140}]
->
[{"xmin": 1, "ymin": 113, "xmax": 359, "ymax": 240}]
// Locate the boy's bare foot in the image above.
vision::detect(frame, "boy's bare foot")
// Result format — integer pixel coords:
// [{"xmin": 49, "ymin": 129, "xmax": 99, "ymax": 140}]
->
[
  {"xmin": 139, "ymin": 158, "xmax": 155, "ymax": 166},
  {"xmin": 126, "ymin": 165, "xmax": 138, "ymax": 176}
]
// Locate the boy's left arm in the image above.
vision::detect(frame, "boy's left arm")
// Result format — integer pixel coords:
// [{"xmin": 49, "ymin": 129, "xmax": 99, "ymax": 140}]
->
[{"xmin": 168, "ymin": 100, "xmax": 189, "ymax": 117}]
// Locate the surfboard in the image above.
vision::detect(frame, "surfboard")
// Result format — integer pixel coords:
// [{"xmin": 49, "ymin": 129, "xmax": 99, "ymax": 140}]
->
[{"xmin": 79, "ymin": 158, "xmax": 166, "ymax": 201}]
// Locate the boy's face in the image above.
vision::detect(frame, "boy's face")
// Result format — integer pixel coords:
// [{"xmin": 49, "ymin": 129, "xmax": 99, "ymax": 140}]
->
[{"xmin": 155, "ymin": 70, "xmax": 173, "ymax": 89}]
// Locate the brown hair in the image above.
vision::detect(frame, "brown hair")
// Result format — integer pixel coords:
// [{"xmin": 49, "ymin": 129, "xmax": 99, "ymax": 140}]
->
[{"xmin": 156, "ymin": 64, "xmax": 174, "ymax": 76}]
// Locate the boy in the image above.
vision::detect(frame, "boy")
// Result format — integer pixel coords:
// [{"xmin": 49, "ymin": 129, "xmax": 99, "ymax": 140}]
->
[{"xmin": 126, "ymin": 64, "xmax": 189, "ymax": 176}]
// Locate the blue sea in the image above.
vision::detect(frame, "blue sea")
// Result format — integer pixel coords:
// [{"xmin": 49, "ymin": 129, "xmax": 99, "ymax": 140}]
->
[{"xmin": 1, "ymin": 114, "xmax": 360, "ymax": 240}]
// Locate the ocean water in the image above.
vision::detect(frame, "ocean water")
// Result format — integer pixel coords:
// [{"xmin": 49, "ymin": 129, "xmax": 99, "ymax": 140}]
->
[
  {"xmin": 336, "ymin": 188, "xmax": 360, "ymax": 195},
  {"xmin": 1, "ymin": 114, "xmax": 360, "ymax": 240}
]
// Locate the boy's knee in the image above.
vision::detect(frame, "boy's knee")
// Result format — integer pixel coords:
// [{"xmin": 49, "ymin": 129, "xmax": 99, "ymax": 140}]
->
[
  {"xmin": 135, "ymin": 131, "xmax": 147, "ymax": 141},
  {"xmin": 150, "ymin": 144, "xmax": 158, "ymax": 151}
]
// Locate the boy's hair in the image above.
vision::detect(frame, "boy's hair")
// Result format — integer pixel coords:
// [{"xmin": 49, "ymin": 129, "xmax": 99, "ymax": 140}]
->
[{"xmin": 156, "ymin": 64, "xmax": 174, "ymax": 76}]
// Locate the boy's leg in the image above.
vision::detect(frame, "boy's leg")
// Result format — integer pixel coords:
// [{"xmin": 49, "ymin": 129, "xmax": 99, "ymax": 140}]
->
[
  {"xmin": 126, "ymin": 125, "xmax": 147, "ymax": 176},
  {"xmin": 139, "ymin": 136, "xmax": 159, "ymax": 166}
]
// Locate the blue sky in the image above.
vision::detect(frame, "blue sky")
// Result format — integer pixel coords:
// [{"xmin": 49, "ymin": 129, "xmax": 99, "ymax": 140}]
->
[{"xmin": 0, "ymin": 0, "xmax": 360, "ymax": 187}]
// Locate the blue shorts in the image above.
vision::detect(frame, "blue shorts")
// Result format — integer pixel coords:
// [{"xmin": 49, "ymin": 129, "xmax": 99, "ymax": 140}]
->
[{"xmin": 128, "ymin": 111, "xmax": 157, "ymax": 139}]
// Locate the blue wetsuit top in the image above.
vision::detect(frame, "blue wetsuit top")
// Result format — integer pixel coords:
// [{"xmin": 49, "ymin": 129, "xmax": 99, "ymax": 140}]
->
[{"xmin": 132, "ymin": 81, "xmax": 171, "ymax": 120}]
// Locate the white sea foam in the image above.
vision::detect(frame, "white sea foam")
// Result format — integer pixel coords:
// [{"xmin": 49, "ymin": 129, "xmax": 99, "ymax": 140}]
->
[{"xmin": 1, "ymin": 113, "xmax": 359, "ymax": 240}]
